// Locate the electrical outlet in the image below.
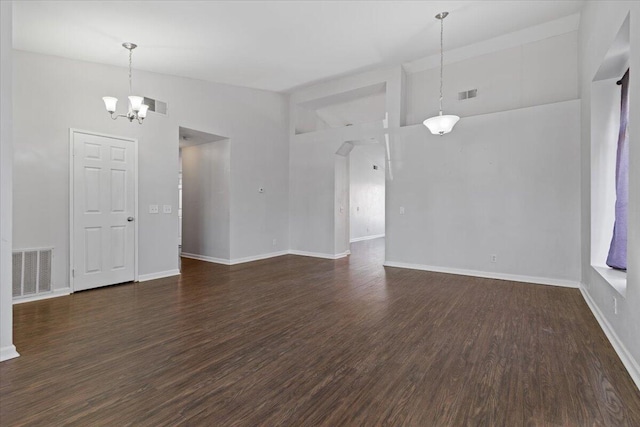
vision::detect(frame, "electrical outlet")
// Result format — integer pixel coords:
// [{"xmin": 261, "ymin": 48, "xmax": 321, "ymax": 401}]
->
[
  {"xmin": 490, "ymin": 254, "xmax": 497, "ymax": 263},
  {"xmin": 149, "ymin": 204, "xmax": 159, "ymax": 214},
  {"xmin": 272, "ymin": 238, "xmax": 277, "ymax": 246},
  {"xmin": 399, "ymin": 207, "xmax": 405, "ymax": 215},
  {"xmin": 163, "ymin": 205, "xmax": 172, "ymax": 214}
]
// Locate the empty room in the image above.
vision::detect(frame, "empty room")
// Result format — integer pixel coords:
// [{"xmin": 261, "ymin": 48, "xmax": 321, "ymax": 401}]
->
[{"xmin": 1, "ymin": 1, "xmax": 639, "ymax": 425}]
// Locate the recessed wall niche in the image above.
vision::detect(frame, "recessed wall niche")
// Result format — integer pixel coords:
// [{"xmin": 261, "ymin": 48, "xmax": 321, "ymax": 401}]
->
[
  {"xmin": 294, "ymin": 82, "xmax": 386, "ymax": 134},
  {"xmin": 590, "ymin": 14, "xmax": 630, "ymax": 295}
]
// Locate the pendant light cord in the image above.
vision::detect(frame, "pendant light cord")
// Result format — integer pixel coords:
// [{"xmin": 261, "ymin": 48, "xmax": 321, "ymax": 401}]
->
[
  {"xmin": 128, "ymin": 48, "xmax": 133, "ymax": 95},
  {"xmin": 439, "ymin": 16, "xmax": 444, "ymax": 115}
]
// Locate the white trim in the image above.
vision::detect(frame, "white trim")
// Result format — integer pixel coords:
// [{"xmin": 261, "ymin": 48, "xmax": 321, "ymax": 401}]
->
[
  {"xmin": 591, "ymin": 265, "xmax": 627, "ymax": 297},
  {"xmin": 382, "ymin": 261, "xmax": 580, "ymax": 288},
  {"xmin": 0, "ymin": 345, "xmax": 19, "ymax": 362},
  {"xmin": 350, "ymin": 234, "xmax": 385, "ymax": 243},
  {"xmin": 181, "ymin": 251, "xmax": 290, "ymax": 266},
  {"xmin": 580, "ymin": 286, "xmax": 640, "ymax": 391},
  {"xmin": 288, "ymin": 249, "xmax": 350, "ymax": 260},
  {"xmin": 137, "ymin": 269, "xmax": 181, "ymax": 282},
  {"xmin": 69, "ymin": 129, "xmax": 139, "ymax": 292},
  {"xmin": 181, "ymin": 253, "xmax": 231, "ymax": 265},
  {"xmin": 230, "ymin": 250, "xmax": 289, "ymax": 265},
  {"xmin": 13, "ymin": 287, "xmax": 71, "ymax": 304}
]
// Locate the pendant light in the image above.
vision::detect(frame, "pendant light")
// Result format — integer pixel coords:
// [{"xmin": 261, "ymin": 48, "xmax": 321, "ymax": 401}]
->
[
  {"xmin": 102, "ymin": 42, "xmax": 149, "ymax": 124},
  {"xmin": 423, "ymin": 12, "xmax": 460, "ymax": 135}
]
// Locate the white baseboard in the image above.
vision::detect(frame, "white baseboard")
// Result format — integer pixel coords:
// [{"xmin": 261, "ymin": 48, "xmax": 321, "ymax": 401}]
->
[
  {"xmin": 580, "ymin": 286, "xmax": 640, "ymax": 391},
  {"xmin": 13, "ymin": 287, "xmax": 71, "ymax": 304},
  {"xmin": 184, "ymin": 249, "xmax": 351, "ymax": 264},
  {"xmin": 181, "ymin": 252, "xmax": 230, "ymax": 265},
  {"xmin": 230, "ymin": 250, "xmax": 289, "ymax": 265},
  {"xmin": 350, "ymin": 234, "xmax": 385, "ymax": 243},
  {"xmin": 382, "ymin": 261, "xmax": 580, "ymax": 288},
  {"xmin": 137, "ymin": 269, "xmax": 181, "ymax": 282},
  {"xmin": 289, "ymin": 249, "xmax": 350, "ymax": 260},
  {"xmin": 0, "ymin": 345, "xmax": 20, "ymax": 362}
]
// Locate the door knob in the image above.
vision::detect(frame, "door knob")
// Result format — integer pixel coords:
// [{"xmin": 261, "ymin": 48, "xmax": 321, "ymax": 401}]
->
[{"xmin": 127, "ymin": 217, "xmax": 134, "ymax": 222}]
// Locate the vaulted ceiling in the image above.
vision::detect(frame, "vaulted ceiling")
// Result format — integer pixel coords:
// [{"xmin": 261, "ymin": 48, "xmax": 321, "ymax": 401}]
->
[{"xmin": 13, "ymin": 0, "xmax": 584, "ymax": 92}]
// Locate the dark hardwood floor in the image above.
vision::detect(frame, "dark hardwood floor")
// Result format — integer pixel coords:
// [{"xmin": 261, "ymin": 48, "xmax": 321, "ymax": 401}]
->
[{"xmin": 1, "ymin": 238, "xmax": 639, "ymax": 426}]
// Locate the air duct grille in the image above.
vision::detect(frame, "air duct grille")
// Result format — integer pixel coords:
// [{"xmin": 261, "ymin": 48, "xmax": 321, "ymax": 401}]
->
[
  {"xmin": 12, "ymin": 248, "xmax": 54, "ymax": 299},
  {"xmin": 143, "ymin": 97, "xmax": 168, "ymax": 115},
  {"xmin": 458, "ymin": 89, "xmax": 478, "ymax": 101}
]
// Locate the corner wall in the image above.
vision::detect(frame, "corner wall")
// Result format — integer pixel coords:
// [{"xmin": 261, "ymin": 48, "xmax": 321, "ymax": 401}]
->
[
  {"xmin": 0, "ymin": 1, "xmax": 18, "ymax": 361},
  {"xmin": 579, "ymin": 1, "xmax": 640, "ymax": 387}
]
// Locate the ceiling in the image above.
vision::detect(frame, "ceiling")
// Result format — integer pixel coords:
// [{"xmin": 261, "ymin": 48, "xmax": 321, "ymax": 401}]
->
[{"xmin": 13, "ymin": 1, "xmax": 584, "ymax": 93}]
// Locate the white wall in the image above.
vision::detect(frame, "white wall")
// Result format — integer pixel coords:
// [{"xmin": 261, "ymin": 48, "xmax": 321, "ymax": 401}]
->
[
  {"xmin": 0, "ymin": 1, "xmax": 18, "ymax": 361},
  {"xmin": 386, "ymin": 100, "xmax": 581, "ymax": 285},
  {"xmin": 405, "ymin": 31, "xmax": 579, "ymax": 124},
  {"xmin": 349, "ymin": 144, "xmax": 385, "ymax": 241},
  {"xmin": 289, "ymin": 24, "xmax": 580, "ymax": 277},
  {"xmin": 579, "ymin": 1, "xmax": 640, "ymax": 388},
  {"xmin": 12, "ymin": 51, "xmax": 289, "ymax": 289},
  {"xmin": 181, "ymin": 141, "xmax": 231, "ymax": 261}
]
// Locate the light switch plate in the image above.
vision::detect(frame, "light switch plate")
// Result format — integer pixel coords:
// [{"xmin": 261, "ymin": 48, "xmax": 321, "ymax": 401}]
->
[
  {"xmin": 149, "ymin": 204, "xmax": 159, "ymax": 214},
  {"xmin": 163, "ymin": 205, "xmax": 172, "ymax": 214}
]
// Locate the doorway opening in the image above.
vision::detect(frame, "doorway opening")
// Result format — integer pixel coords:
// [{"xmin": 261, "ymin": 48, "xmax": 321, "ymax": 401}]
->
[
  {"xmin": 178, "ymin": 126, "xmax": 230, "ymax": 266},
  {"xmin": 335, "ymin": 139, "xmax": 386, "ymax": 259}
]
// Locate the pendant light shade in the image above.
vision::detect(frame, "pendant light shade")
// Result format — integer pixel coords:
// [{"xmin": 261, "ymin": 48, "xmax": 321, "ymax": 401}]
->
[
  {"xmin": 128, "ymin": 95, "xmax": 144, "ymax": 112},
  {"xmin": 423, "ymin": 113, "xmax": 460, "ymax": 135},
  {"xmin": 102, "ymin": 96, "xmax": 118, "ymax": 114},
  {"xmin": 424, "ymin": 11, "xmax": 459, "ymax": 136}
]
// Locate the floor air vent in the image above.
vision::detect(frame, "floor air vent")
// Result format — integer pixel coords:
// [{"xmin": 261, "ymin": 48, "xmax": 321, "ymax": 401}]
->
[{"xmin": 13, "ymin": 248, "xmax": 53, "ymax": 299}]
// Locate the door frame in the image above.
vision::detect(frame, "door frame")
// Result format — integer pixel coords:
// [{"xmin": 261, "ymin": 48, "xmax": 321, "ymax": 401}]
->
[{"xmin": 69, "ymin": 128, "xmax": 139, "ymax": 292}]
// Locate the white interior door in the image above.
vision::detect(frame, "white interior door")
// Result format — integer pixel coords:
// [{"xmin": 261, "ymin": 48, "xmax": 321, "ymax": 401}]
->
[{"xmin": 72, "ymin": 131, "xmax": 136, "ymax": 292}]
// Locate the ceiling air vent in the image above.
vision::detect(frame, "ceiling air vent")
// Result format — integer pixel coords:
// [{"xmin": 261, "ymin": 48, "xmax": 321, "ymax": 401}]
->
[
  {"xmin": 458, "ymin": 89, "xmax": 478, "ymax": 101},
  {"xmin": 143, "ymin": 97, "xmax": 168, "ymax": 116}
]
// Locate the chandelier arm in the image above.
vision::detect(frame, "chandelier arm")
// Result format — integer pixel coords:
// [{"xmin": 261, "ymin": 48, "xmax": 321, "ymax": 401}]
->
[{"xmin": 110, "ymin": 113, "xmax": 129, "ymax": 120}]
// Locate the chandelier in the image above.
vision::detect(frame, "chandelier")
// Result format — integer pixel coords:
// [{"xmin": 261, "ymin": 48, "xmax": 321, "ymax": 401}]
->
[
  {"xmin": 423, "ymin": 12, "xmax": 460, "ymax": 135},
  {"xmin": 102, "ymin": 42, "xmax": 148, "ymax": 124}
]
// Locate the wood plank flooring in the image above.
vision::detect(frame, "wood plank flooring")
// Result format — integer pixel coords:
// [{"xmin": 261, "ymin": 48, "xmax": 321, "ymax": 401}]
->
[{"xmin": 1, "ymin": 238, "xmax": 640, "ymax": 426}]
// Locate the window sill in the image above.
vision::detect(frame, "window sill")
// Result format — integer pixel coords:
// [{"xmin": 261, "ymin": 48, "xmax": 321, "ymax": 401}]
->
[{"xmin": 592, "ymin": 265, "xmax": 627, "ymax": 297}]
